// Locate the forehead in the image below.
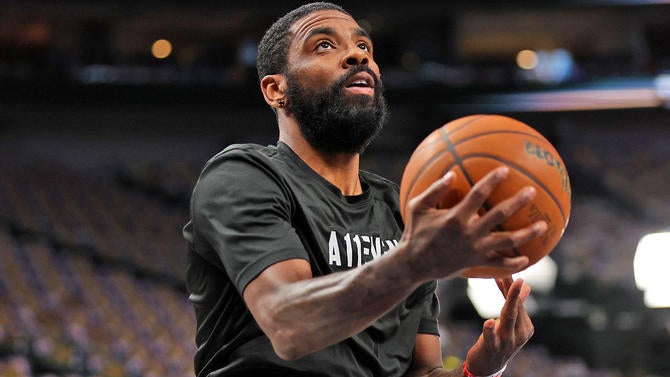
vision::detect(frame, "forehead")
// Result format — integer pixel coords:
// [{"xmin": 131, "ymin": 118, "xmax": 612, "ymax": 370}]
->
[{"xmin": 289, "ymin": 9, "xmax": 363, "ymax": 44}]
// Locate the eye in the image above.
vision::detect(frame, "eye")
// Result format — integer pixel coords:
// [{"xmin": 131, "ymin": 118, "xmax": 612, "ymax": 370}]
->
[
  {"xmin": 317, "ymin": 40, "xmax": 334, "ymax": 50},
  {"xmin": 357, "ymin": 42, "xmax": 371, "ymax": 52}
]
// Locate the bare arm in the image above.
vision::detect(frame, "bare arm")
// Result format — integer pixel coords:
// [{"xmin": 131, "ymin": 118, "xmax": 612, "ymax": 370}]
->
[
  {"xmin": 404, "ymin": 334, "xmax": 463, "ymax": 377},
  {"xmin": 243, "ymin": 254, "xmax": 423, "ymax": 360},
  {"xmin": 243, "ymin": 167, "xmax": 546, "ymax": 360}
]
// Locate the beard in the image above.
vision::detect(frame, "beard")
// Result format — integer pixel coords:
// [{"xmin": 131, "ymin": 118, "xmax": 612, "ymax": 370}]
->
[{"xmin": 283, "ymin": 66, "xmax": 389, "ymax": 155}]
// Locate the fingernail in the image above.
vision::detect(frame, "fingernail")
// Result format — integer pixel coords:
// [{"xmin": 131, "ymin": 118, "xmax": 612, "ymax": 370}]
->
[
  {"xmin": 534, "ymin": 221, "xmax": 548, "ymax": 232},
  {"xmin": 496, "ymin": 166, "xmax": 509, "ymax": 178},
  {"xmin": 523, "ymin": 186, "xmax": 536, "ymax": 199},
  {"xmin": 442, "ymin": 171, "xmax": 455, "ymax": 183}
]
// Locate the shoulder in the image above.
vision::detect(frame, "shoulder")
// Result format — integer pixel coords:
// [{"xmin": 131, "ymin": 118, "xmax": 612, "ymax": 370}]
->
[
  {"xmin": 203, "ymin": 143, "xmax": 279, "ymax": 169},
  {"xmin": 360, "ymin": 170, "xmax": 403, "ymax": 221},
  {"xmin": 360, "ymin": 170, "xmax": 398, "ymax": 188},
  {"xmin": 191, "ymin": 143, "xmax": 290, "ymax": 203},
  {"xmin": 360, "ymin": 169, "xmax": 399, "ymax": 199},
  {"xmin": 196, "ymin": 143, "xmax": 288, "ymax": 183}
]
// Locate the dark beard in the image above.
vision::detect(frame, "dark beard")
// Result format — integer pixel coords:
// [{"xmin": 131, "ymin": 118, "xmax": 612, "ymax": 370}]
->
[{"xmin": 284, "ymin": 66, "xmax": 389, "ymax": 155}]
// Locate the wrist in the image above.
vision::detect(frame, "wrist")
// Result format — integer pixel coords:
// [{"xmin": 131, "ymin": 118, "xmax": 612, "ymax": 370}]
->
[
  {"xmin": 393, "ymin": 238, "xmax": 433, "ymax": 284},
  {"xmin": 462, "ymin": 362, "xmax": 506, "ymax": 377}
]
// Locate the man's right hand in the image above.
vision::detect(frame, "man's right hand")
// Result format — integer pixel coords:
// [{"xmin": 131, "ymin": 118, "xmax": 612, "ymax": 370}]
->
[{"xmin": 400, "ymin": 166, "xmax": 548, "ymax": 281}]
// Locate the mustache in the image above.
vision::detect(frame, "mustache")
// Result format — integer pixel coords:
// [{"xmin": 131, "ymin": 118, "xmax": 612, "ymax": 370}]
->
[{"xmin": 334, "ymin": 65, "xmax": 383, "ymax": 91}]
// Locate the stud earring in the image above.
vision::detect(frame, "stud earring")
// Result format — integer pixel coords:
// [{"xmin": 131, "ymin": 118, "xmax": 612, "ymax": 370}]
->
[{"xmin": 278, "ymin": 99, "xmax": 285, "ymax": 107}]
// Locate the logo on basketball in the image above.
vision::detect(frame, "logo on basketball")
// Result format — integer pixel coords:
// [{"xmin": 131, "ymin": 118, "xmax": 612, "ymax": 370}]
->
[{"xmin": 524, "ymin": 140, "xmax": 571, "ymax": 195}]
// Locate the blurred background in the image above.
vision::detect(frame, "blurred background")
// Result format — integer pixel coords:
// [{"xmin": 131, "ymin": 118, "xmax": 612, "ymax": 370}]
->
[{"xmin": 1, "ymin": 0, "xmax": 669, "ymax": 376}]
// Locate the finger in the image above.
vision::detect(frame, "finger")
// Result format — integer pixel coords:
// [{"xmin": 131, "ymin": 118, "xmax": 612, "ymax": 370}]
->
[
  {"xmin": 409, "ymin": 171, "xmax": 456, "ymax": 211},
  {"xmin": 499, "ymin": 278, "xmax": 523, "ymax": 336},
  {"xmin": 475, "ymin": 221, "xmax": 548, "ymax": 251},
  {"xmin": 495, "ymin": 277, "xmax": 513, "ymax": 298},
  {"xmin": 514, "ymin": 283, "xmax": 535, "ymax": 339},
  {"xmin": 473, "ymin": 186, "xmax": 536, "ymax": 234},
  {"xmin": 496, "ymin": 278, "xmax": 531, "ymax": 302},
  {"xmin": 519, "ymin": 281, "xmax": 531, "ymax": 302},
  {"xmin": 478, "ymin": 254, "xmax": 529, "ymax": 276},
  {"xmin": 481, "ymin": 318, "xmax": 496, "ymax": 345},
  {"xmin": 457, "ymin": 166, "xmax": 509, "ymax": 215}
]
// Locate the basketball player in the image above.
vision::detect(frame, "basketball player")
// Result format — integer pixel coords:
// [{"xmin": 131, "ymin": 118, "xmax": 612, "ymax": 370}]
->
[{"xmin": 183, "ymin": 3, "xmax": 547, "ymax": 376}]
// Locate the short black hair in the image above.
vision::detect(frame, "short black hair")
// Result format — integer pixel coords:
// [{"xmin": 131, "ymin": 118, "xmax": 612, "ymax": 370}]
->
[{"xmin": 256, "ymin": 2, "xmax": 350, "ymax": 81}]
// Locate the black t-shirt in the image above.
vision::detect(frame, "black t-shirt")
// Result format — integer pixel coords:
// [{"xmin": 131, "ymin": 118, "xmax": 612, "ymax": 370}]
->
[{"xmin": 183, "ymin": 142, "xmax": 439, "ymax": 377}]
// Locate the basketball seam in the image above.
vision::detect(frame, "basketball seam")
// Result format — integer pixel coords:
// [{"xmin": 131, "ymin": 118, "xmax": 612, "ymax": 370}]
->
[
  {"xmin": 411, "ymin": 115, "xmax": 487, "ymax": 158},
  {"xmin": 403, "ymin": 116, "xmax": 489, "ymax": 209},
  {"xmin": 445, "ymin": 114, "xmax": 487, "ymax": 136},
  {"xmin": 440, "ymin": 127, "xmax": 523, "ymax": 257},
  {"xmin": 459, "ymin": 153, "xmax": 567, "ymax": 223},
  {"xmin": 440, "ymin": 127, "xmax": 474, "ymax": 186},
  {"xmin": 402, "ymin": 148, "xmax": 453, "ymax": 214},
  {"xmin": 451, "ymin": 130, "xmax": 549, "ymax": 147}
]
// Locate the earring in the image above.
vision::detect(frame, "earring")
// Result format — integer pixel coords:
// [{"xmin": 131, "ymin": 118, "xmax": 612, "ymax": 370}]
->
[{"xmin": 278, "ymin": 99, "xmax": 285, "ymax": 107}]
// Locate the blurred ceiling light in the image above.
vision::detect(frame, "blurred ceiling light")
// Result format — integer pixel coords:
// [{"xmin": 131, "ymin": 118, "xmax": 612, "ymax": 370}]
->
[
  {"xmin": 517, "ymin": 48, "xmax": 574, "ymax": 85},
  {"xmin": 151, "ymin": 39, "xmax": 172, "ymax": 59},
  {"xmin": 654, "ymin": 73, "xmax": 670, "ymax": 102},
  {"xmin": 458, "ymin": 80, "xmax": 662, "ymax": 112},
  {"xmin": 467, "ymin": 278, "xmax": 513, "ymax": 319},
  {"xmin": 634, "ymin": 232, "xmax": 670, "ymax": 308},
  {"xmin": 23, "ymin": 22, "xmax": 50, "ymax": 45},
  {"xmin": 516, "ymin": 49, "xmax": 538, "ymax": 70},
  {"xmin": 237, "ymin": 38, "xmax": 257, "ymax": 67},
  {"xmin": 467, "ymin": 256, "xmax": 557, "ymax": 318}
]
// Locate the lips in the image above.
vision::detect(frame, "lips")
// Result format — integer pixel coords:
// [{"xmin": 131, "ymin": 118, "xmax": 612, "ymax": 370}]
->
[
  {"xmin": 345, "ymin": 72, "xmax": 374, "ymax": 89},
  {"xmin": 344, "ymin": 71, "xmax": 375, "ymax": 96}
]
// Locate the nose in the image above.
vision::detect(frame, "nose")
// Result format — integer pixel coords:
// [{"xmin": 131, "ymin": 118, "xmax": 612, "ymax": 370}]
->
[{"xmin": 343, "ymin": 46, "xmax": 369, "ymax": 68}]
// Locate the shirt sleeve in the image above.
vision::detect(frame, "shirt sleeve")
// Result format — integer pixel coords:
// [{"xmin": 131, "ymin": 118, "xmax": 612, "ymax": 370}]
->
[
  {"xmin": 190, "ymin": 154, "xmax": 309, "ymax": 294},
  {"xmin": 417, "ymin": 281, "xmax": 440, "ymax": 336}
]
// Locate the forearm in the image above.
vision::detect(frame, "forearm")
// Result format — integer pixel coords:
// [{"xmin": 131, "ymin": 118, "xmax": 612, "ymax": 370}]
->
[
  {"xmin": 429, "ymin": 368, "xmax": 464, "ymax": 377},
  {"xmin": 406, "ymin": 366, "xmax": 464, "ymax": 377},
  {"xmin": 258, "ymin": 244, "xmax": 425, "ymax": 359},
  {"xmin": 408, "ymin": 363, "xmax": 509, "ymax": 377}
]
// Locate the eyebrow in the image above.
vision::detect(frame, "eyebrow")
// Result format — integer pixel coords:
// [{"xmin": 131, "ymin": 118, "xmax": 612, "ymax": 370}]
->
[{"xmin": 305, "ymin": 26, "xmax": 371, "ymax": 42}]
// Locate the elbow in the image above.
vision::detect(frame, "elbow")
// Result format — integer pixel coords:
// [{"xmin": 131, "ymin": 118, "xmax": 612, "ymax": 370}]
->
[
  {"xmin": 267, "ymin": 327, "xmax": 313, "ymax": 361},
  {"xmin": 274, "ymin": 345, "xmax": 305, "ymax": 361}
]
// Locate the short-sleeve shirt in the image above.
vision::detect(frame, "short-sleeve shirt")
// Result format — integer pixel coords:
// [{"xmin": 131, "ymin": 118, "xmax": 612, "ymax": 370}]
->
[{"xmin": 183, "ymin": 142, "xmax": 439, "ymax": 377}]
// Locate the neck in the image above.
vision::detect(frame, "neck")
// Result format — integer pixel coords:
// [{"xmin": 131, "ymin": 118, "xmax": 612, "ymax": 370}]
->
[{"xmin": 279, "ymin": 118, "xmax": 362, "ymax": 196}]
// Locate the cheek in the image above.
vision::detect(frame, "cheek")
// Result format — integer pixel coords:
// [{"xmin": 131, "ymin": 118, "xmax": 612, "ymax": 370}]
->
[
  {"xmin": 370, "ymin": 62, "xmax": 382, "ymax": 78},
  {"xmin": 289, "ymin": 64, "xmax": 339, "ymax": 91}
]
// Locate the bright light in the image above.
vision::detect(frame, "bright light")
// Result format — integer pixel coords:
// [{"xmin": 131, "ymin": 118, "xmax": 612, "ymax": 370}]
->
[
  {"xmin": 516, "ymin": 50, "xmax": 538, "ymax": 70},
  {"xmin": 151, "ymin": 39, "xmax": 172, "ymax": 59},
  {"xmin": 467, "ymin": 257, "xmax": 557, "ymax": 318},
  {"xmin": 516, "ymin": 256, "xmax": 558, "ymax": 294},
  {"xmin": 654, "ymin": 73, "xmax": 670, "ymax": 100},
  {"xmin": 467, "ymin": 278, "xmax": 508, "ymax": 318},
  {"xmin": 517, "ymin": 48, "xmax": 574, "ymax": 85},
  {"xmin": 634, "ymin": 232, "xmax": 670, "ymax": 308}
]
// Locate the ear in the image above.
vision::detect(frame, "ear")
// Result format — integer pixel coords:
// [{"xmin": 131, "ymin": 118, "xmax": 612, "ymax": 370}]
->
[{"xmin": 260, "ymin": 74, "xmax": 287, "ymax": 109}]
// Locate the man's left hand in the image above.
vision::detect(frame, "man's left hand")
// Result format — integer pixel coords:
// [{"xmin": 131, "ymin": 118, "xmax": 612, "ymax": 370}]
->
[{"xmin": 464, "ymin": 277, "xmax": 534, "ymax": 376}]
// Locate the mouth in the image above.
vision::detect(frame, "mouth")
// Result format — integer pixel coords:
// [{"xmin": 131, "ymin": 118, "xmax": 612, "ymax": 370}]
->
[{"xmin": 344, "ymin": 72, "xmax": 375, "ymax": 96}]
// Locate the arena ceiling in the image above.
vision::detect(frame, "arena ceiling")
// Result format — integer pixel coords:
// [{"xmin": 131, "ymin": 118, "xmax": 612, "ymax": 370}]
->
[{"xmin": 1, "ymin": 0, "xmax": 669, "ymax": 110}]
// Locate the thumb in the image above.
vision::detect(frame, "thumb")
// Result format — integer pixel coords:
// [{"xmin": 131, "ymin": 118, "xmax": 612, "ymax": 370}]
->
[
  {"xmin": 408, "ymin": 171, "xmax": 455, "ymax": 212},
  {"xmin": 482, "ymin": 318, "xmax": 496, "ymax": 344}
]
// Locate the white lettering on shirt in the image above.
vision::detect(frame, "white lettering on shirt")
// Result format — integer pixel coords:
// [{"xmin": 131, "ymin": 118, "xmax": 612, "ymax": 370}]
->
[
  {"xmin": 328, "ymin": 231, "xmax": 343, "ymax": 267},
  {"xmin": 327, "ymin": 231, "xmax": 399, "ymax": 269}
]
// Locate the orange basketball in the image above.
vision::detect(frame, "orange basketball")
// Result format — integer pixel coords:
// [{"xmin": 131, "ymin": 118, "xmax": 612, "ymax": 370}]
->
[{"xmin": 399, "ymin": 114, "xmax": 571, "ymax": 278}]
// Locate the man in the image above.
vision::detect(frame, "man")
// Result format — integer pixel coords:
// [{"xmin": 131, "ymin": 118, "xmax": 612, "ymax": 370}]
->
[{"xmin": 183, "ymin": 2, "xmax": 547, "ymax": 376}]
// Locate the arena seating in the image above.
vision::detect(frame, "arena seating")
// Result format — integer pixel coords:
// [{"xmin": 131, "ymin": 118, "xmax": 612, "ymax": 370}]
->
[{"xmin": 0, "ymin": 162, "xmax": 196, "ymax": 377}]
